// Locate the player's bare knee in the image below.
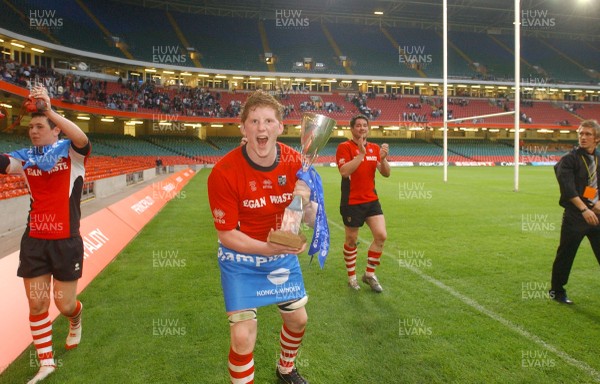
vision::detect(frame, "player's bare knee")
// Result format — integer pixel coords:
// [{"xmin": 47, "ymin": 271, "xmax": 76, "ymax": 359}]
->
[
  {"xmin": 374, "ymin": 231, "xmax": 387, "ymax": 244},
  {"xmin": 293, "ymin": 311, "xmax": 308, "ymax": 329},
  {"xmin": 283, "ymin": 312, "xmax": 308, "ymax": 331},
  {"xmin": 230, "ymin": 322, "xmax": 257, "ymax": 352},
  {"xmin": 345, "ymin": 236, "xmax": 358, "ymax": 247},
  {"xmin": 230, "ymin": 335, "xmax": 254, "ymax": 355},
  {"xmin": 278, "ymin": 296, "xmax": 308, "ymax": 328},
  {"xmin": 28, "ymin": 298, "xmax": 50, "ymax": 315},
  {"xmin": 55, "ymin": 299, "xmax": 76, "ymax": 317}
]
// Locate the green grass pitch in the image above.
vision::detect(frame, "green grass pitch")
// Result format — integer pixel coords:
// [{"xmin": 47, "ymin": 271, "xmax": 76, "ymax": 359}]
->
[{"xmin": 3, "ymin": 166, "xmax": 600, "ymax": 383}]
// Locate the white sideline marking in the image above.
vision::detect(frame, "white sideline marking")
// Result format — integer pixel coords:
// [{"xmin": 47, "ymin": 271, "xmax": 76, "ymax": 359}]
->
[{"xmin": 328, "ymin": 220, "xmax": 600, "ymax": 382}]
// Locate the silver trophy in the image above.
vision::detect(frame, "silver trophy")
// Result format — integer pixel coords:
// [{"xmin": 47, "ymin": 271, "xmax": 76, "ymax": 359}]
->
[{"xmin": 268, "ymin": 113, "xmax": 336, "ymax": 248}]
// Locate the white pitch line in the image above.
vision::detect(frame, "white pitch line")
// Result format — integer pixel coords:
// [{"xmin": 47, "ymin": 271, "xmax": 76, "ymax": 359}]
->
[{"xmin": 328, "ymin": 219, "xmax": 600, "ymax": 382}]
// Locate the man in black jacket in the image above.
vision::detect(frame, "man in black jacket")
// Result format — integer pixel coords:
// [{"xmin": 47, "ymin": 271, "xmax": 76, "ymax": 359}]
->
[{"xmin": 551, "ymin": 119, "xmax": 600, "ymax": 304}]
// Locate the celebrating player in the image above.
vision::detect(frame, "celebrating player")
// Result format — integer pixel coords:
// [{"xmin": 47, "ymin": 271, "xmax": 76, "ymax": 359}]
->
[
  {"xmin": 208, "ymin": 90, "xmax": 316, "ymax": 383},
  {"xmin": 336, "ymin": 114, "xmax": 390, "ymax": 292},
  {"xmin": 0, "ymin": 85, "xmax": 90, "ymax": 383}
]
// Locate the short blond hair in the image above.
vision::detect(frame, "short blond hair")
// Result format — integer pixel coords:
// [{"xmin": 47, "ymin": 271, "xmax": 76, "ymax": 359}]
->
[
  {"xmin": 578, "ymin": 119, "xmax": 600, "ymax": 138},
  {"xmin": 240, "ymin": 90, "xmax": 284, "ymax": 123}
]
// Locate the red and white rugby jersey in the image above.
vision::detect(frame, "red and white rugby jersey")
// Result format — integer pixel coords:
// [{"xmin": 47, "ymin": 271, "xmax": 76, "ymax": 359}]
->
[
  {"xmin": 208, "ymin": 143, "xmax": 301, "ymax": 242},
  {"xmin": 336, "ymin": 140, "xmax": 381, "ymax": 206},
  {"xmin": 5, "ymin": 142, "xmax": 90, "ymax": 239}
]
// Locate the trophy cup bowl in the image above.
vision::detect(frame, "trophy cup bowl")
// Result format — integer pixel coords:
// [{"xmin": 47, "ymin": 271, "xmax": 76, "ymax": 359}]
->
[{"xmin": 268, "ymin": 113, "xmax": 337, "ymax": 248}]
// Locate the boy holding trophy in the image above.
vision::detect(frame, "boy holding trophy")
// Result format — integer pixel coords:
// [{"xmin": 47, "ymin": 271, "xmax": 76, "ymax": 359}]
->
[{"xmin": 208, "ymin": 90, "xmax": 333, "ymax": 383}]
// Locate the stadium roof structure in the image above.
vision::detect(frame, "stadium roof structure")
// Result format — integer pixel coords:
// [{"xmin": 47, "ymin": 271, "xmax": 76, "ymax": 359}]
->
[{"xmin": 117, "ymin": 0, "xmax": 600, "ymax": 39}]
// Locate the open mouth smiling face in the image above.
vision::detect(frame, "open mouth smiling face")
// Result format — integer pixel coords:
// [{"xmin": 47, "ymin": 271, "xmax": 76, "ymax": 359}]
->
[{"xmin": 241, "ymin": 106, "xmax": 283, "ymax": 166}]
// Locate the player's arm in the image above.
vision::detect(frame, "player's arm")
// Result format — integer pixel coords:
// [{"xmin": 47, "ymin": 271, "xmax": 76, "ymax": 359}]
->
[
  {"xmin": 377, "ymin": 143, "xmax": 391, "ymax": 178},
  {"xmin": 302, "ymin": 201, "xmax": 318, "ymax": 228},
  {"xmin": 339, "ymin": 153, "xmax": 364, "ymax": 177},
  {"xmin": 209, "ymin": 168, "xmax": 306, "ymax": 256},
  {"xmin": 218, "ymin": 229, "xmax": 306, "ymax": 256},
  {"xmin": 31, "ymin": 85, "xmax": 89, "ymax": 149},
  {"xmin": 338, "ymin": 139, "xmax": 366, "ymax": 177},
  {"xmin": 0, "ymin": 154, "xmax": 10, "ymax": 174},
  {"xmin": 294, "ymin": 180, "xmax": 317, "ymax": 227},
  {"xmin": 0, "ymin": 154, "xmax": 23, "ymax": 175}
]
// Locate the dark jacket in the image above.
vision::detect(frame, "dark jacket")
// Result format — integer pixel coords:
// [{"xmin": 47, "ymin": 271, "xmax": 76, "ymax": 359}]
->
[{"xmin": 554, "ymin": 147, "xmax": 600, "ymax": 212}]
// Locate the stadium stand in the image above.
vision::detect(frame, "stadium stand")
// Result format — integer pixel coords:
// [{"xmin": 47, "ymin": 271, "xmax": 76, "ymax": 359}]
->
[
  {"xmin": 173, "ymin": 14, "xmax": 267, "ymax": 72},
  {"xmin": 2, "ymin": 0, "xmax": 124, "ymax": 57},
  {"xmin": 0, "ymin": 1, "xmax": 597, "ymax": 82},
  {"xmin": 448, "ymin": 31, "xmax": 517, "ymax": 81},
  {"xmin": 1, "ymin": 0, "xmax": 599, "ymax": 201},
  {"xmin": 142, "ymin": 135, "xmax": 222, "ymax": 163},
  {"xmin": 569, "ymin": 103, "xmax": 600, "ymax": 121},
  {"xmin": 84, "ymin": 2, "xmax": 191, "ymax": 66},
  {"xmin": 326, "ymin": 24, "xmax": 405, "ymax": 77},
  {"xmin": 494, "ymin": 34, "xmax": 593, "ymax": 83},
  {"xmin": 263, "ymin": 21, "xmax": 342, "ymax": 74}
]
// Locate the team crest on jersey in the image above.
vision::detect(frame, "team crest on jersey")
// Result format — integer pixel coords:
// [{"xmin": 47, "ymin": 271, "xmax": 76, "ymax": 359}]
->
[
  {"xmin": 249, "ymin": 180, "xmax": 257, "ymax": 192},
  {"xmin": 368, "ymin": 148, "xmax": 373, "ymax": 153},
  {"xmin": 278, "ymin": 175, "xmax": 287, "ymax": 186}
]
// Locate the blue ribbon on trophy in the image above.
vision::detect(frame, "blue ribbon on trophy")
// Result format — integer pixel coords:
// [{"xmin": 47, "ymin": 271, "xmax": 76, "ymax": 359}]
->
[
  {"xmin": 296, "ymin": 166, "xmax": 330, "ymax": 268},
  {"xmin": 268, "ymin": 113, "xmax": 336, "ymax": 269}
]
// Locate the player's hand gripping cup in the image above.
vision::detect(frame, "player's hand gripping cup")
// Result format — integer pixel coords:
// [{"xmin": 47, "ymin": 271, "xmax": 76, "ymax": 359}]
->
[{"xmin": 268, "ymin": 113, "xmax": 336, "ymax": 268}]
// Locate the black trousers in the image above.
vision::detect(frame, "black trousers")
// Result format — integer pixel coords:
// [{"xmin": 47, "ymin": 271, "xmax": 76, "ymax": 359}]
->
[{"xmin": 551, "ymin": 209, "xmax": 600, "ymax": 294}]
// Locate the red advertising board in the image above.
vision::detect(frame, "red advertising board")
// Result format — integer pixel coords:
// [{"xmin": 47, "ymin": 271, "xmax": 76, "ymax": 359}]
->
[{"xmin": 0, "ymin": 169, "xmax": 195, "ymax": 373}]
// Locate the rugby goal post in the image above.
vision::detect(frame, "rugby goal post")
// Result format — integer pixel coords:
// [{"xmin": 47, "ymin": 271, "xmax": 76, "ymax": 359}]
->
[{"xmin": 442, "ymin": 0, "xmax": 521, "ymax": 191}]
